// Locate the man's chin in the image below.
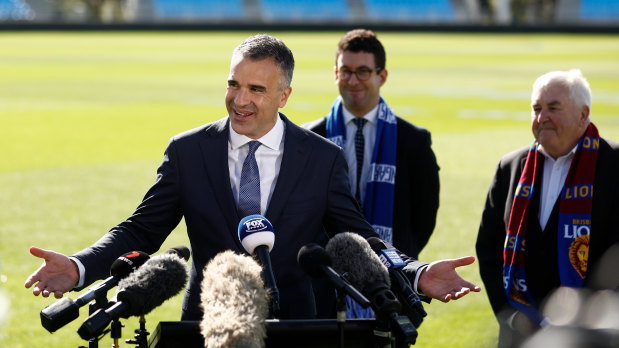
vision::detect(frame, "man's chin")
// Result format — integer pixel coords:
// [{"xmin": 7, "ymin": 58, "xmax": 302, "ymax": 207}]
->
[{"xmin": 230, "ymin": 120, "xmax": 252, "ymax": 135}]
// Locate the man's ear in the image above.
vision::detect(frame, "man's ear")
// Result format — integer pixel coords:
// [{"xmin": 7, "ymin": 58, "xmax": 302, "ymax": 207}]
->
[
  {"xmin": 279, "ymin": 86, "xmax": 292, "ymax": 108},
  {"xmin": 581, "ymin": 105, "xmax": 590, "ymax": 121},
  {"xmin": 379, "ymin": 68, "xmax": 388, "ymax": 87}
]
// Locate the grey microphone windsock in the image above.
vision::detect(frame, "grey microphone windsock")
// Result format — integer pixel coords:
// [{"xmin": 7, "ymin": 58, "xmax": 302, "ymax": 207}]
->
[
  {"xmin": 200, "ymin": 250, "xmax": 269, "ymax": 348},
  {"xmin": 325, "ymin": 232, "xmax": 391, "ymax": 293},
  {"xmin": 77, "ymin": 251, "xmax": 188, "ymax": 340},
  {"xmin": 115, "ymin": 252, "xmax": 188, "ymax": 317},
  {"xmin": 326, "ymin": 233, "xmax": 418, "ymax": 344}
]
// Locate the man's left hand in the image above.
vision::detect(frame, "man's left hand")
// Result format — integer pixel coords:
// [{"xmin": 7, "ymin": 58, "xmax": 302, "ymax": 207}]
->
[{"xmin": 418, "ymin": 256, "xmax": 481, "ymax": 302}]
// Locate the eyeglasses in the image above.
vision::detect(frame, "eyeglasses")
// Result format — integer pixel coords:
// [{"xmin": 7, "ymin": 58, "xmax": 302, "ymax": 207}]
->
[{"xmin": 337, "ymin": 67, "xmax": 382, "ymax": 81}]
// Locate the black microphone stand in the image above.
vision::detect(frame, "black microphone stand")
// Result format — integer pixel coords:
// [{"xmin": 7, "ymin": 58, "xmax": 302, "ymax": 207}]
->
[
  {"xmin": 335, "ymin": 292, "xmax": 347, "ymax": 348},
  {"xmin": 372, "ymin": 316, "xmax": 394, "ymax": 348},
  {"xmin": 78, "ymin": 294, "xmax": 130, "ymax": 348},
  {"xmin": 79, "ymin": 294, "xmax": 110, "ymax": 348},
  {"xmin": 254, "ymin": 246, "xmax": 280, "ymax": 318},
  {"xmin": 110, "ymin": 319, "xmax": 123, "ymax": 348},
  {"xmin": 125, "ymin": 315, "xmax": 150, "ymax": 348},
  {"xmin": 365, "ymin": 283, "xmax": 417, "ymax": 348}
]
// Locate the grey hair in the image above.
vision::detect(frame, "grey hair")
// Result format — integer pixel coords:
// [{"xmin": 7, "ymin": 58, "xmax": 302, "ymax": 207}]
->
[
  {"xmin": 532, "ymin": 69, "xmax": 592, "ymax": 111},
  {"xmin": 233, "ymin": 34, "xmax": 295, "ymax": 89}
]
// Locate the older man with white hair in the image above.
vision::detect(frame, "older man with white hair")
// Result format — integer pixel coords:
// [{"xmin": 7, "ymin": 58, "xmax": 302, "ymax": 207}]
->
[{"xmin": 476, "ymin": 69, "xmax": 619, "ymax": 348}]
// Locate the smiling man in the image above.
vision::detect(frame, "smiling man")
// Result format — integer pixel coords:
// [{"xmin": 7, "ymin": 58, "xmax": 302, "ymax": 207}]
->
[
  {"xmin": 476, "ymin": 69, "xmax": 619, "ymax": 348},
  {"xmin": 25, "ymin": 34, "xmax": 480, "ymax": 323},
  {"xmin": 305, "ymin": 29, "xmax": 440, "ymax": 319}
]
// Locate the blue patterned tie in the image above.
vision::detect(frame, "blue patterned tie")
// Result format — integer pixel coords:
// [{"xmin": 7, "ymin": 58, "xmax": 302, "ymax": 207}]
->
[
  {"xmin": 352, "ymin": 118, "xmax": 367, "ymax": 207},
  {"xmin": 238, "ymin": 140, "xmax": 261, "ymax": 217}
]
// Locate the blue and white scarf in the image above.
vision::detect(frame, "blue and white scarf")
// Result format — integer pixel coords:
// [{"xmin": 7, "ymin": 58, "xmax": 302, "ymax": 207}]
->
[{"xmin": 325, "ymin": 96, "xmax": 398, "ymax": 318}]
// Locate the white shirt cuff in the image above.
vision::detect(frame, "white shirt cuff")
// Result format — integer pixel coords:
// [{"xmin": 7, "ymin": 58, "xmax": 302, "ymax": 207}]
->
[
  {"xmin": 69, "ymin": 256, "xmax": 85, "ymax": 289},
  {"xmin": 413, "ymin": 264, "xmax": 429, "ymax": 296}
]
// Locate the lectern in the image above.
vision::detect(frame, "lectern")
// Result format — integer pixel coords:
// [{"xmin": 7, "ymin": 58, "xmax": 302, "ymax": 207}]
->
[{"xmin": 148, "ymin": 319, "xmax": 377, "ymax": 348}]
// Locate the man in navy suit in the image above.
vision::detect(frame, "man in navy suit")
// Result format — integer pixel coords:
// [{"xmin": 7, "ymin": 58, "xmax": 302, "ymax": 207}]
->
[
  {"xmin": 305, "ymin": 28, "xmax": 439, "ymax": 260},
  {"xmin": 26, "ymin": 34, "xmax": 479, "ymax": 320},
  {"xmin": 304, "ymin": 29, "xmax": 440, "ymax": 318}
]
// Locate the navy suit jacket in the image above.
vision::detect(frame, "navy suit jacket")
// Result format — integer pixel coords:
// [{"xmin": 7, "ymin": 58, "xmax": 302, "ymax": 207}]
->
[{"xmin": 73, "ymin": 113, "xmax": 385, "ymax": 320}]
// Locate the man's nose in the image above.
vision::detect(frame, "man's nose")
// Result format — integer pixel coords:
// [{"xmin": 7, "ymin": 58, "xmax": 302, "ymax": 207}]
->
[
  {"xmin": 348, "ymin": 72, "xmax": 360, "ymax": 84},
  {"xmin": 235, "ymin": 88, "xmax": 251, "ymax": 106},
  {"xmin": 537, "ymin": 109, "xmax": 549, "ymax": 123}
]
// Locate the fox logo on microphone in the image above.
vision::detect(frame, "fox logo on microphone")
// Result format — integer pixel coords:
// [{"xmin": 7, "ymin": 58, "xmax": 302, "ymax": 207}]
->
[
  {"xmin": 238, "ymin": 215, "xmax": 275, "ymax": 254},
  {"xmin": 243, "ymin": 217, "xmax": 269, "ymax": 233}
]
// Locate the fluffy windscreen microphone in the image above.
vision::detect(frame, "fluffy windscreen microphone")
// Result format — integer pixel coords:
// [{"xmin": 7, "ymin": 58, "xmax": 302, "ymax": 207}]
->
[
  {"xmin": 326, "ymin": 232, "xmax": 391, "ymax": 292},
  {"xmin": 114, "ymin": 253, "xmax": 188, "ymax": 317},
  {"xmin": 40, "ymin": 250, "xmax": 150, "ymax": 333},
  {"xmin": 200, "ymin": 250, "xmax": 268, "ymax": 348},
  {"xmin": 297, "ymin": 243, "xmax": 370, "ymax": 308},
  {"xmin": 77, "ymin": 252, "xmax": 188, "ymax": 340},
  {"xmin": 326, "ymin": 233, "xmax": 418, "ymax": 344}
]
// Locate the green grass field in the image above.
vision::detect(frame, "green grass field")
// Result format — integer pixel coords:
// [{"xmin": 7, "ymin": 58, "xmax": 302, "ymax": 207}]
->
[{"xmin": 1, "ymin": 31, "xmax": 618, "ymax": 348}]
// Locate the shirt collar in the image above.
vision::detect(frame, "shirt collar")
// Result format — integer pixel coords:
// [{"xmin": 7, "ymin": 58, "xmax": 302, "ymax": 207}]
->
[
  {"xmin": 229, "ymin": 113, "xmax": 284, "ymax": 151},
  {"xmin": 342, "ymin": 103, "xmax": 379, "ymax": 126},
  {"xmin": 539, "ymin": 143, "xmax": 578, "ymax": 162}
]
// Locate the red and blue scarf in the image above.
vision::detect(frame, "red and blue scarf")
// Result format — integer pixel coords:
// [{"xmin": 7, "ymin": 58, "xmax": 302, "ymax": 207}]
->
[{"xmin": 503, "ymin": 123, "xmax": 599, "ymax": 325}]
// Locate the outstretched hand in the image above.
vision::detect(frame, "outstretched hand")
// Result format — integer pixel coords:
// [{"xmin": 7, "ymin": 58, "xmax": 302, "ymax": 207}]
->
[
  {"xmin": 417, "ymin": 256, "xmax": 481, "ymax": 302},
  {"xmin": 24, "ymin": 247, "xmax": 79, "ymax": 299}
]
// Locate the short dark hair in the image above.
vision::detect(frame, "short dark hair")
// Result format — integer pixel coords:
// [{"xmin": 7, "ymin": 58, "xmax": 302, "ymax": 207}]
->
[
  {"xmin": 336, "ymin": 29, "xmax": 386, "ymax": 70},
  {"xmin": 233, "ymin": 34, "xmax": 295, "ymax": 89}
]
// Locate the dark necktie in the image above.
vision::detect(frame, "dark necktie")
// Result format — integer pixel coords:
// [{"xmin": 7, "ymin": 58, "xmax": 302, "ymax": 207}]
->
[
  {"xmin": 238, "ymin": 140, "xmax": 261, "ymax": 217},
  {"xmin": 352, "ymin": 118, "xmax": 367, "ymax": 206}
]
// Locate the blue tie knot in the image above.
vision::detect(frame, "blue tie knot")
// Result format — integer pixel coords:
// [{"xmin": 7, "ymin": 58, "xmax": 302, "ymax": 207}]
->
[
  {"xmin": 352, "ymin": 118, "xmax": 368, "ymax": 129},
  {"xmin": 247, "ymin": 140, "xmax": 261, "ymax": 154}
]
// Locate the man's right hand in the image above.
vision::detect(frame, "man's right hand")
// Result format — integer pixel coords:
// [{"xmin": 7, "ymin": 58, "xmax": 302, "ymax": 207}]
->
[{"xmin": 24, "ymin": 246, "xmax": 79, "ymax": 299}]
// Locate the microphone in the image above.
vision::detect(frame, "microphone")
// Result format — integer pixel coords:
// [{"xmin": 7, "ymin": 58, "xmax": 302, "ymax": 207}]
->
[
  {"xmin": 200, "ymin": 250, "xmax": 268, "ymax": 348},
  {"xmin": 77, "ymin": 249, "xmax": 189, "ymax": 340},
  {"xmin": 367, "ymin": 237, "xmax": 427, "ymax": 327},
  {"xmin": 166, "ymin": 245, "xmax": 191, "ymax": 261},
  {"xmin": 237, "ymin": 215, "xmax": 280, "ymax": 317},
  {"xmin": 326, "ymin": 233, "xmax": 417, "ymax": 345},
  {"xmin": 40, "ymin": 250, "xmax": 150, "ymax": 333},
  {"xmin": 297, "ymin": 243, "xmax": 370, "ymax": 309}
]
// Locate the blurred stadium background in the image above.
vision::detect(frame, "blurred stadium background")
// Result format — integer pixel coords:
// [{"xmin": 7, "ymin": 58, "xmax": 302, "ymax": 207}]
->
[{"xmin": 0, "ymin": 0, "xmax": 618, "ymax": 28}]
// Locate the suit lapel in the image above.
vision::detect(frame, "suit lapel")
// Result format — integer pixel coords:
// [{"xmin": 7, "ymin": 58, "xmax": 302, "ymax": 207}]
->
[
  {"xmin": 198, "ymin": 118, "xmax": 240, "ymax": 241},
  {"xmin": 265, "ymin": 114, "xmax": 311, "ymax": 223}
]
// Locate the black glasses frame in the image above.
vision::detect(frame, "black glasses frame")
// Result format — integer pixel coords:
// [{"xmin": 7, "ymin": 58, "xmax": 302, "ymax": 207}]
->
[{"xmin": 337, "ymin": 67, "xmax": 383, "ymax": 81}]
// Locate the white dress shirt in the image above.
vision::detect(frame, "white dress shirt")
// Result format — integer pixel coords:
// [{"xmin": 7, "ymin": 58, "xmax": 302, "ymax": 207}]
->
[
  {"xmin": 342, "ymin": 104, "xmax": 378, "ymax": 203},
  {"xmin": 228, "ymin": 115, "xmax": 285, "ymax": 216},
  {"xmin": 538, "ymin": 146, "xmax": 577, "ymax": 230}
]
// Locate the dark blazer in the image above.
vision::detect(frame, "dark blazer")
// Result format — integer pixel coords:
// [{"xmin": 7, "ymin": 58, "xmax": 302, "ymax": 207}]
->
[
  {"xmin": 72, "ymin": 114, "xmax": 391, "ymax": 320},
  {"xmin": 304, "ymin": 116, "xmax": 439, "ymax": 258},
  {"xmin": 476, "ymin": 137, "xmax": 619, "ymax": 323}
]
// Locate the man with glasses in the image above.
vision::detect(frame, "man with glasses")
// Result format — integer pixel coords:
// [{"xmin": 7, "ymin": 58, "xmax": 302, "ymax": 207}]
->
[{"xmin": 305, "ymin": 29, "xmax": 440, "ymax": 318}]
